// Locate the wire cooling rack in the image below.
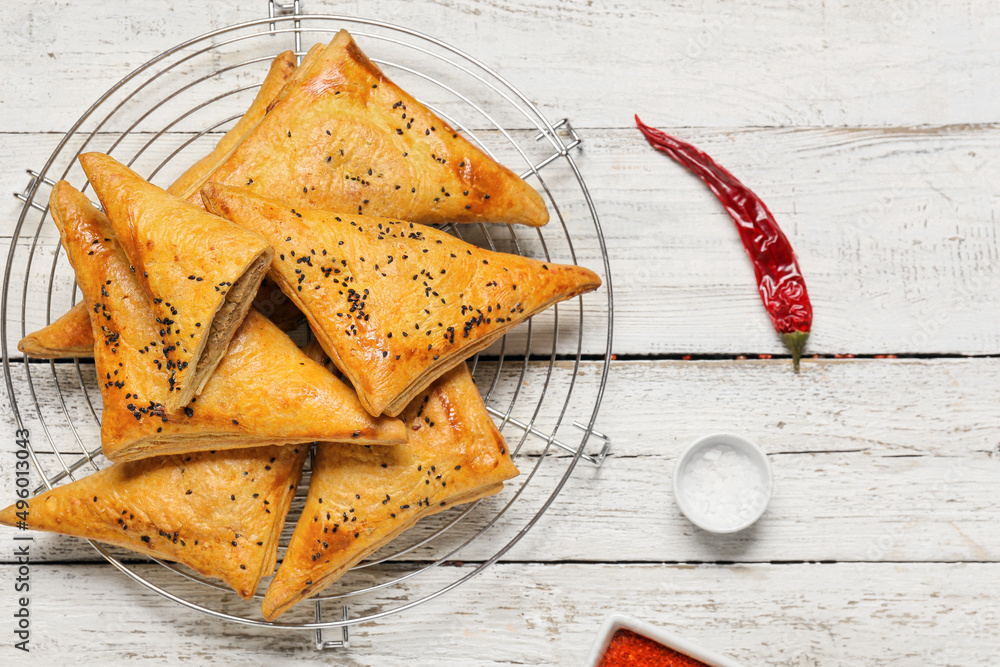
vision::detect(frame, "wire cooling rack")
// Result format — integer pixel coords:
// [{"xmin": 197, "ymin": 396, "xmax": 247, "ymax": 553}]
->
[{"xmin": 2, "ymin": 2, "xmax": 613, "ymax": 648}]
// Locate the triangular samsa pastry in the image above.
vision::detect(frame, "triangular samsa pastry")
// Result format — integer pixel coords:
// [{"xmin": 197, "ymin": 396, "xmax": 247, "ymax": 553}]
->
[
  {"xmin": 168, "ymin": 50, "xmax": 298, "ymax": 201},
  {"xmin": 201, "ymin": 184, "xmax": 601, "ymax": 417},
  {"xmin": 195, "ymin": 29, "xmax": 549, "ymax": 226},
  {"xmin": 50, "ymin": 180, "xmax": 406, "ymax": 462},
  {"xmin": 79, "ymin": 152, "xmax": 273, "ymax": 411},
  {"xmin": 17, "ymin": 300, "xmax": 93, "ymax": 358},
  {"xmin": 0, "ymin": 444, "xmax": 309, "ymax": 599},
  {"xmin": 263, "ymin": 43, "xmax": 325, "ymax": 116},
  {"xmin": 17, "ymin": 280, "xmax": 303, "ymax": 360},
  {"xmin": 261, "ymin": 362, "xmax": 518, "ymax": 620},
  {"xmin": 18, "ymin": 54, "xmax": 297, "ymax": 360}
]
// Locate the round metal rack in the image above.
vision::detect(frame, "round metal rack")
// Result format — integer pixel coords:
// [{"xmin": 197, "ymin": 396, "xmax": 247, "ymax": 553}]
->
[{"xmin": 2, "ymin": 5, "xmax": 613, "ymax": 648}]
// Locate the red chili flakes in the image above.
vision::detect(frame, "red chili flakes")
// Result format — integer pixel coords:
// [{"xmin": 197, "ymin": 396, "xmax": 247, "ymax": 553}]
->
[{"xmin": 596, "ymin": 629, "xmax": 709, "ymax": 667}]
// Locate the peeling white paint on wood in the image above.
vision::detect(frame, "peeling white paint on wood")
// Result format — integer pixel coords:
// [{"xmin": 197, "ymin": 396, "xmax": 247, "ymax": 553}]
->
[
  {"xmin": 0, "ymin": 561, "xmax": 997, "ymax": 665},
  {"xmin": 3, "ymin": 1, "xmax": 1000, "ymax": 130},
  {"xmin": 3, "ymin": 359, "xmax": 999, "ymax": 566},
  {"xmin": 4, "ymin": 125, "xmax": 1000, "ymax": 356},
  {"xmin": 1, "ymin": 0, "xmax": 998, "ymax": 664}
]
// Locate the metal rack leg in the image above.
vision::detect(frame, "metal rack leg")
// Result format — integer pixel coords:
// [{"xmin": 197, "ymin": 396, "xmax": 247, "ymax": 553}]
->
[{"xmin": 315, "ymin": 603, "xmax": 350, "ymax": 650}]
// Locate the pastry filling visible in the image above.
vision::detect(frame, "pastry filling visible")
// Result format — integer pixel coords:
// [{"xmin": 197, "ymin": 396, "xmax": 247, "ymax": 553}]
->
[{"xmin": 193, "ymin": 253, "xmax": 271, "ymax": 381}]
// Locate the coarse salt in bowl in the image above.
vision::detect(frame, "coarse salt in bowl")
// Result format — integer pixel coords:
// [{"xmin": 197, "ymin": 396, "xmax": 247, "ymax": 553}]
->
[{"xmin": 673, "ymin": 433, "xmax": 773, "ymax": 534}]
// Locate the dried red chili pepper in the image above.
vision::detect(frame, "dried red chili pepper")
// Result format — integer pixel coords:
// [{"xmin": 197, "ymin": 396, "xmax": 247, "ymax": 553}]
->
[{"xmin": 635, "ymin": 115, "xmax": 812, "ymax": 370}]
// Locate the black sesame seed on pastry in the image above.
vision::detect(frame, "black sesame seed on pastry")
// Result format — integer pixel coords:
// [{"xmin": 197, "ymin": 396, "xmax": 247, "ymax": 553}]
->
[
  {"xmin": 79, "ymin": 152, "xmax": 274, "ymax": 412},
  {"xmin": 0, "ymin": 444, "xmax": 309, "ymax": 600},
  {"xmin": 201, "ymin": 183, "xmax": 601, "ymax": 418},
  {"xmin": 50, "ymin": 180, "xmax": 407, "ymax": 463},
  {"xmin": 167, "ymin": 50, "xmax": 298, "ymax": 201},
  {"xmin": 191, "ymin": 29, "xmax": 549, "ymax": 227},
  {"xmin": 18, "ymin": 52, "xmax": 299, "ymax": 362},
  {"xmin": 16, "ymin": 279, "xmax": 303, "ymax": 361},
  {"xmin": 262, "ymin": 362, "xmax": 518, "ymax": 620}
]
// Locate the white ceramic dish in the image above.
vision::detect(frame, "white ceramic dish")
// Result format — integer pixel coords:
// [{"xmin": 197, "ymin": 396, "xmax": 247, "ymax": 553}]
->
[
  {"xmin": 584, "ymin": 614, "xmax": 745, "ymax": 667},
  {"xmin": 672, "ymin": 432, "xmax": 773, "ymax": 533}
]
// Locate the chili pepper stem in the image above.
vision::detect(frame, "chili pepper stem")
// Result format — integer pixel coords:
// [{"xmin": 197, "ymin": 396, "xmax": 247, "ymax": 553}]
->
[
  {"xmin": 780, "ymin": 331, "xmax": 810, "ymax": 372},
  {"xmin": 636, "ymin": 117, "xmax": 813, "ymax": 375}
]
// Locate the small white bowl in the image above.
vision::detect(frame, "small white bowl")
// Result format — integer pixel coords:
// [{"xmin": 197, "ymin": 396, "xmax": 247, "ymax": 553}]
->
[
  {"xmin": 673, "ymin": 433, "xmax": 773, "ymax": 534},
  {"xmin": 584, "ymin": 614, "xmax": 745, "ymax": 667}
]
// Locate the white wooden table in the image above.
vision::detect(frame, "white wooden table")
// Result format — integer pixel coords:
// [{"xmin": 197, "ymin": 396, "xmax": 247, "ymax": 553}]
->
[{"xmin": 2, "ymin": 1, "xmax": 999, "ymax": 664}]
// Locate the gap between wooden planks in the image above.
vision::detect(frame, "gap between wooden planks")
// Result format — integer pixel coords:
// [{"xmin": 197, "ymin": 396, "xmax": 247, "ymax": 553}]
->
[
  {"xmin": 0, "ymin": 561, "xmax": 997, "ymax": 666},
  {"xmin": 3, "ymin": 124, "xmax": 999, "ymax": 357},
  {"xmin": 2, "ymin": 358, "xmax": 998, "ymax": 564}
]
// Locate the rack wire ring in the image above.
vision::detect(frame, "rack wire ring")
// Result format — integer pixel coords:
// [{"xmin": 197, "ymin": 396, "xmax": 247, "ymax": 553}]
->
[{"xmin": 2, "ymin": 14, "xmax": 614, "ymax": 634}]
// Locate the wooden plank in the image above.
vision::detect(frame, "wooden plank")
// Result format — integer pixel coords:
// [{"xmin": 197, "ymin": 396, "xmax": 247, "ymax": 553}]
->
[
  {"xmin": 3, "ymin": 359, "xmax": 999, "ymax": 564},
  {"xmin": 0, "ymin": 561, "xmax": 996, "ymax": 665},
  {"xmin": 4, "ymin": 1, "xmax": 1000, "ymax": 131},
  {"xmin": 4, "ymin": 124, "xmax": 1000, "ymax": 356},
  {"xmin": 3, "ymin": 447, "xmax": 997, "ymax": 566},
  {"xmin": 7, "ymin": 357, "xmax": 996, "ymax": 464},
  {"xmin": 0, "ymin": 1, "xmax": 994, "ymax": 664}
]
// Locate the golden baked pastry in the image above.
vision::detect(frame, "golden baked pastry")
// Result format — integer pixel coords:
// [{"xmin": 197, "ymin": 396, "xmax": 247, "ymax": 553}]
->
[
  {"xmin": 194, "ymin": 29, "xmax": 549, "ymax": 226},
  {"xmin": 16, "ymin": 279, "xmax": 303, "ymax": 360},
  {"xmin": 261, "ymin": 362, "xmax": 518, "ymax": 620},
  {"xmin": 16, "ymin": 283, "xmax": 302, "ymax": 360},
  {"xmin": 0, "ymin": 444, "xmax": 309, "ymax": 599},
  {"xmin": 264, "ymin": 43, "xmax": 324, "ymax": 115},
  {"xmin": 16, "ymin": 301, "xmax": 93, "ymax": 358},
  {"xmin": 18, "ymin": 53, "xmax": 299, "ymax": 360},
  {"xmin": 51, "ymin": 180, "xmax": 406, "ymax": 462},
  {"xmin": 201, "ymin": 184, "xmax": 601, "ymax": 417},
  {"xmin": 168, "ymin": 50, "xmax": 297, "ymax": 201},
  {"xmin": 79, "ymin": 152, "xmax": 274, "ymax": 411}
]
